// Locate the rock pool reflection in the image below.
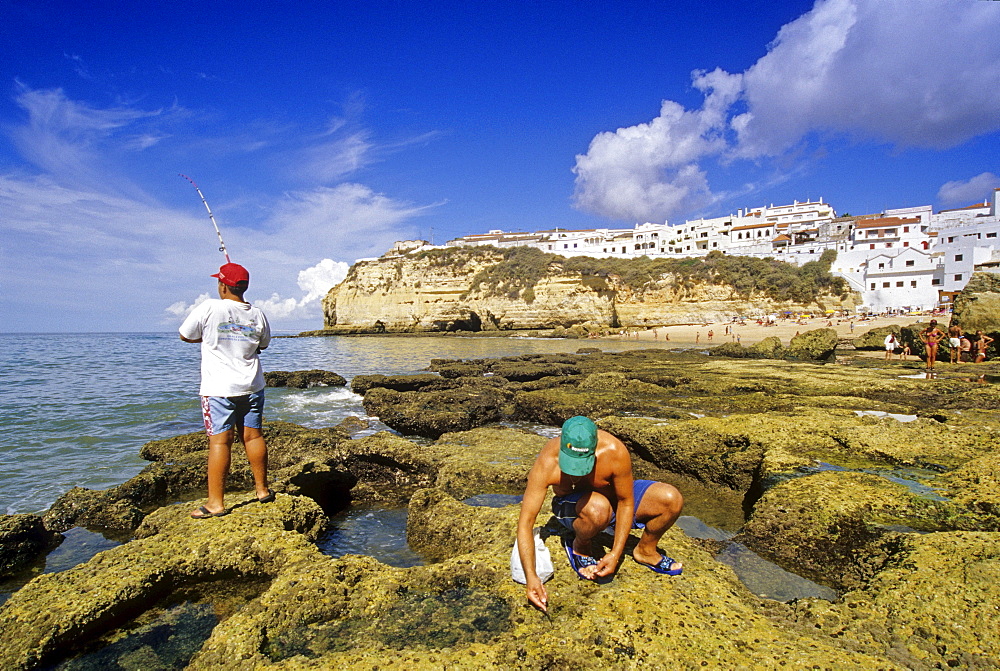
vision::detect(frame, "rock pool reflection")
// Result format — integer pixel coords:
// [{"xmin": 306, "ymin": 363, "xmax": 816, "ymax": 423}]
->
[{"xmin": 316, "ymin": 504, "xmax": 426, "ymax": 567}]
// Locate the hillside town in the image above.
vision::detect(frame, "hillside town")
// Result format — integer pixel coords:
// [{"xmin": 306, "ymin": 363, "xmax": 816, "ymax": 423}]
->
[{"xmin": 389, "ymin": 188, "xmax": 1000, "ymax": 314}]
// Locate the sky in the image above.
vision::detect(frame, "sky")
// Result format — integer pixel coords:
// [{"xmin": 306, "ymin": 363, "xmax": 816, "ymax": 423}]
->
[{"xmin": 2, "ymin": 0, "xmax": 1000, "ymax": 333}]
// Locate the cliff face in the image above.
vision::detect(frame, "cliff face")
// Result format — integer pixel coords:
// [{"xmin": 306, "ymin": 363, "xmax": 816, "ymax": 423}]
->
[{"xmin": 322, "ymin": 252, "xmax": 859, "ymax": 332}]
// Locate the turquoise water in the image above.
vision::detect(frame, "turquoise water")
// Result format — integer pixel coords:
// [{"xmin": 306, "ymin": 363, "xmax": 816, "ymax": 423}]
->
[{"xmin": 0, "ymin": 333, "xmax": 663, "ymax": 515}]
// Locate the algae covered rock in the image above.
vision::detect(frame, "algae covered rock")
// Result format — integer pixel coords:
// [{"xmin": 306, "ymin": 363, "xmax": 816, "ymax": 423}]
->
[
  {"xmin": 952, "ymin": 271, "xmax": 1000, "ymax": 332},
  {"xmin": 854, "ymin": 324, "xmax": 902, "ymax": 350},
  {"xmin": 748, "ymin": 335, "xmax": 784, "ymax": 358},
  {"xmin": 362, "ymin": 385, "xmax": 514, "ymax": 438},
  {"xmin": 0, "ymin": 514, "xmax": 62, "ymax": 577},
  {"xmin": 350, "ymin": 373, "xmax": 441, "ymax": 394},
  {"xmin": 786, "ymin": 327, "xmax": 838, "ymax": 361},
  {"xmin": 737, "ymin": 470, "xmax": 949, "ymax": 591},
  {"xmin": 940, "ymin": 451, "xmax": 1000, "ymax": 530},
  {"xmin": 791, "ymin": 531, "xmax": 1000, "ymax": 669},
  {"xmin": 264, "ymin": 369, "xmax": 347, "ymax": 387}
]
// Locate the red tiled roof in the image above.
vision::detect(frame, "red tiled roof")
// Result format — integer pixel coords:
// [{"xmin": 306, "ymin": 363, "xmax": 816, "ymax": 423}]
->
[
  {"xmin": 730, "ymin": 222, "xmax": 772, "ymax": 231},
  {"xmin": 854, "ymin": 216, "xmax": 920, "ymax": 229}
]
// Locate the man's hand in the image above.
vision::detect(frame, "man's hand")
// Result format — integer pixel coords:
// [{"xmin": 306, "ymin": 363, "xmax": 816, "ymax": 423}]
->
[
  {"xmin": 593, "ymin": 552, "xmax": 620, "ymax": 578},
  {"xmin": 525, "ymin": 577, "xmax": 548, "ymax": 612}
]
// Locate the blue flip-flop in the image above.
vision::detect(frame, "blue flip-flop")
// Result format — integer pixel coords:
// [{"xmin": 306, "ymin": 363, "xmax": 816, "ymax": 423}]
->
[
  {"xmin": 634, "ymin": 554, "xmax": 683, "ymax": 576},
  {"xmin": 562, "ymin": 537, "xmax": 602, "ymax": 581}
]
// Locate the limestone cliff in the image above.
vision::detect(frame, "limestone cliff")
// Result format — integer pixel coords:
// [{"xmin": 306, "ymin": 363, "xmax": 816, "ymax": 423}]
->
[{"xmin": 321, "ymin": 247, "xmax": 859, "ymax": 333}]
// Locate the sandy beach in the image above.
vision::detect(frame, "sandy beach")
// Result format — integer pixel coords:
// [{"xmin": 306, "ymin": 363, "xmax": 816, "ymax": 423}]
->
[{"xmin": 605, "ymin": 314, "xmax": 933, "ymax": 349}]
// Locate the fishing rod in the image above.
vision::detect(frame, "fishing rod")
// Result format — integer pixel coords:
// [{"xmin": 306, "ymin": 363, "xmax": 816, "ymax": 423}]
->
[{"xmin": 179, "ymin": 174, "xmax": 231, "ymax": 263}]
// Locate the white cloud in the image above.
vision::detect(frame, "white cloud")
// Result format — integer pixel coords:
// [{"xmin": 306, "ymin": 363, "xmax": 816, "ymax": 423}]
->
[
  {"xmin": 573, "ymin": 0, "xmax": 1000, "ymax": 223},
  {"xmin": 572, "ymin": 68, "xmax": 741, "ymax": 222},
  {"xmin": 10, "ymin": 85, "xmax": 164, "ymax": 191},
  {"xmin": 938, "ymin": 173, "xmax": 1000, "ymax": 206},
  {"xmin": 733, "ymin": 0, "xmax": 1000, "ymax": 157},
  {"xmin": 0, "ymin": 83, "xmax": 436, "ymax": 332},
  {"xmin": 165, "ymin": 293, "xmax": 212, "ymax": 318}
]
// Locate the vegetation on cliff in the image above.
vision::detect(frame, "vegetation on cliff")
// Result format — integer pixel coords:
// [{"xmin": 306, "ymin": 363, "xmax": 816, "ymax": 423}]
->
[{"xmin": 402, "ymin": 246, "xmax": 849, "ymax": 303}]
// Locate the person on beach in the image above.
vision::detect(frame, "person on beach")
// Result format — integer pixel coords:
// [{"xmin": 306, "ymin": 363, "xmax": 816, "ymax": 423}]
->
[
  {"xmin": 974, "ymin": 331, "xmax": 994, "ymax": 363},
  {"xmin": 516, "ymin": 416, "xmax": 684, "ymax": 612},
  {"xmin": 948, "ymin": 324, "xmax": 963, "ymax": 364},
  {"xmin": 883, "ymin": 333, "xmax": 897, "ymax": 361},
  {"xmin": 960, "ymin": 336, "xmax": 972, "ymax": 362},
  {"xmin": 920, "ymin": 320, "xmax": 946, "ymax": 370},
  {"xmin": 179, "ymin": 262, "xmax": 274, "ymax": 518}
]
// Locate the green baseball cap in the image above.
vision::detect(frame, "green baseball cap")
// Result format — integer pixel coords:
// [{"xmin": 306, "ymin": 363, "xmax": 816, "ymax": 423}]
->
[{"xmin": 559, "ymin": 416, "xmax": 598, "ymax": 476}]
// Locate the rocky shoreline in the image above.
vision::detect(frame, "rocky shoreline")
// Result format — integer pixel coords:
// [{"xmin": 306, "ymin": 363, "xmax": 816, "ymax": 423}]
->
[{"xmin": 2, "ymin": 334, "xmax": 1000, "ymax": 669}]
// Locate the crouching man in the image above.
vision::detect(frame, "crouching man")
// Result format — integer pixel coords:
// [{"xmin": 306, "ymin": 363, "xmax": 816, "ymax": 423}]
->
[{"xmin": 516, "ymin": 416, "xmax": 684, "ymax": 611}]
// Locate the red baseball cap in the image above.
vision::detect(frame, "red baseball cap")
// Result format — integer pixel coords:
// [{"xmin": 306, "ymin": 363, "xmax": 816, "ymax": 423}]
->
[{"xmin": 211, "ymin": 263, "xmax": 250, "ymax": 287}]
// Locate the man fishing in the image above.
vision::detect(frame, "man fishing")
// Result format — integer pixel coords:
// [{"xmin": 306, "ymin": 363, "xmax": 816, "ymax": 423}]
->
[
  {"xmin": 516, "ymin": 416, "xmax": 684, "ymax": 612},
  {"xmin": 179, "ymin": 262, "xmax": 274, "ymax": 518}
]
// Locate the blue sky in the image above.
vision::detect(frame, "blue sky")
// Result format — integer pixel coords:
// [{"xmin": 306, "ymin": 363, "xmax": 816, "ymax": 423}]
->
[{"xmin": 2, "ymin": 0, "xmax": 999, "ymax": 332}]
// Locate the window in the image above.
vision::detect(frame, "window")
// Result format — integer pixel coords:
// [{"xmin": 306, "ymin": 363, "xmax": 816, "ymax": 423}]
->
[
  {"xmin": 932, "ymin": 279, "xmax": 942, "ymax": 286},
  {"xmin": 911, "ymin": 281, "xmax": 917, "ymax": 288},
  {"xmin": 906, "ymin": 260, "xmax": 914, "ymax": 267},
  {"xmin": 870, "ymin": 283, "xmax": 876, "ymax": 289},
  {"xmin": 955, "ymin": 254, "xmax": 963, "ymax": 261},
  {"xmin": 883, "ymin": 282, "xmax": 890, "ymax": 288},
  {"xmin": 903, "ymin": 242, "xmax": 909, "ymax": 247},
  {"xmin": 955, "ymin": 274, "xmax": 963, "ymax": 281},
  {"xmin": 878, "ymin": 263, "xmax": 885, "ymax": 269},
  {"xmin": 573, "ymin": 243, "xmax": 577, "ymax": 249},
  {"xmin": 988, "ymin": 232, "xmax": 997, "ymax": 238},
  {"xmin": 948, "ymin": 236, "xmax": 956, "ymax": 243},
  {"xmin": 904, "ymin": 226, "xmax": 909, "ymax": 233},
  {"xmin": 886, "ymin": 243, "xmax": 893, "ymax": 248},
  {"xmin": 870, "ymin": 244, "xmax": 876, "ymax": 250},
  {"xmin": 896, "ymin": 281, "xmax": 904, "ymax": 287}
]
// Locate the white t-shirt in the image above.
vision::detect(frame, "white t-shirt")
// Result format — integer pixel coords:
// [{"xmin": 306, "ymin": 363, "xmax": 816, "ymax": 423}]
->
[{"xmin": 179, "ymin": 298, "xmax": 271, "ymax": 397}]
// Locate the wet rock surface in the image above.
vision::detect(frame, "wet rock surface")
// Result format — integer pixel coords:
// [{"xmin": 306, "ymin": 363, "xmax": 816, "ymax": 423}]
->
[
  {"xmin": 0, "ymin": 514, "xmax": 62, "ymax": 577},
  {"xmin": 4, "ymin": 345, "xmax": 1000, "ymax": 667},
  {"xmin": 265, "ymin": 369, "xmax": 347, "ymax": 387}
]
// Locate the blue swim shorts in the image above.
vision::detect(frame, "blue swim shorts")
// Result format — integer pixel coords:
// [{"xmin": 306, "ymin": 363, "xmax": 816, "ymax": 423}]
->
[
  {"xmin": 552, "ymin": 479, "xmax": 657, "ymax": 532},
  {"xmin": 201, "ymin": 390, "xmax": 265, "ymax": 436}
]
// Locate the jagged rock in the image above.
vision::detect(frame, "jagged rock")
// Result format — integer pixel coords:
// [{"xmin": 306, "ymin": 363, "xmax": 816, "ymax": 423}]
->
[
  {"xmin": 940, "ymin": 451, "xmax": 1000, "ymax": 530},
  {"xmin": 788, "ymin": 531, "xmax": 1000, "ymax": 669},
  {"xmin": 854, "ymin": 324, "xmax": 903, "ymax": 350},
  {"xmin": 350, "ymin": 373, "xmax": 441, "ymax": 394},
  {"xmin": 786, "ymin": 328, "xmax": 838, "ymax": 361},
  {"xmin": 708, "ymin": 342, "xmax": 751, "ymax": 358},
  {"xmin": 748, "ymin": 335, "xmax": 784, "ymax": 358},
  {"xmin": 362, "ymin": 385, "xmax": 515, "ymax": 438},
  {"xmin": 952, "ymin": 271, "xmax": 1000, "ymax": 332},
  {"xmin": 264, "ymin": 369, "xmax": 347, "ymax": 388},
  {"xmin": 735, "ymin": 471, "xmax": 951, "ymax": 591},
  {"xmin": 0, "ymin": 514, "xmax": 62, "ymax": 577}
]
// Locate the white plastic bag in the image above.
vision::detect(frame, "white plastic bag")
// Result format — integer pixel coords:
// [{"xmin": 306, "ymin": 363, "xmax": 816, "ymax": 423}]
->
[{"xmin": 510, "ymin": 528, "xmax": 553, "ymax": 584}]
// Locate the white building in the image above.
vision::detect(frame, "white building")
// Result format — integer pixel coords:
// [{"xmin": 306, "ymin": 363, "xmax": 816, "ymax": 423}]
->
[{"xmin": 442, "ymin": 190, "xmax": 1000, "ymax": 313}]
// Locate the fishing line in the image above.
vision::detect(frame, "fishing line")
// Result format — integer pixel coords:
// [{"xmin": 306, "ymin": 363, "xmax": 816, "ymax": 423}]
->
[{"xmin": 179, "ymin": 174, "xmax": 232, "ymax": 263}]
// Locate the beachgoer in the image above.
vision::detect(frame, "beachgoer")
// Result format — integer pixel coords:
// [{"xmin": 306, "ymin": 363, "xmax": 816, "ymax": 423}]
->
[
  {"xmin": 948, "ymin": 324, "xmax": 963, "ymax": 364},
  {"xmin": 960, "ymin": 336, "xmax": 972, "ymax": 362},
  {"xmin": 516, "ymin": 416, "xmax": 684, "ymax": 612},
  {"xmin": 900, "ymin": 344, "xmax": 911, "ymax": 360},
  {"xmin": 883, "ymin": 333, "xmax": 897, "ymax": 361},
  {"xmin": 707, "ymin": 330, "xmax": 714, "ymax": 342},
  {"xmin": 696, "ymin": 332, "xmax": 700, "ymax": 344},
  {"xmin": 919, "ymin": 320, "xmax": 946, "ymax": 370},
  {"xmin": 974, "ymin": 331, "xmax": 994, "ymax": 363},
  {"xmin": 179, "ymin": 262, "xmax": 273, "ymax": 518}
]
